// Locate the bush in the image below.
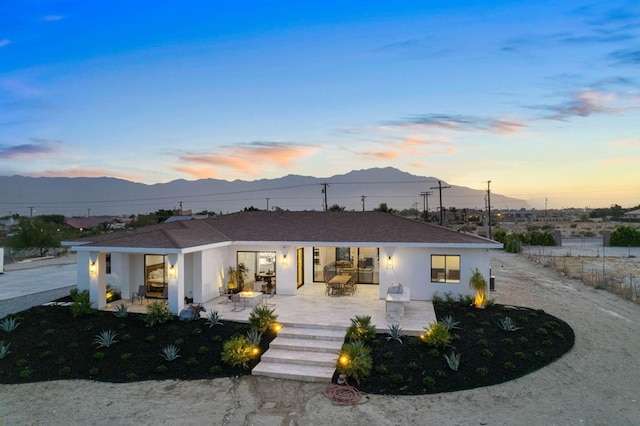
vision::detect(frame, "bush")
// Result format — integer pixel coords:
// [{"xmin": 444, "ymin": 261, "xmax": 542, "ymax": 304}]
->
[
  {"xmin": 144, "ymin": 302, "xmax": 172, "ymax": 327},
  {"xmin": 221, "ymin": 335, "xmax": 255, "ymax": 370},
  {"xmin": 70, "ymin": 289, "xmax": 94, "ymax": 317},
  {"xmin": 346, "ymin": 315, "xmax": 376, "ymax": 343},
  {"xmin": 421, "ymin": 323, "xmax": 451, "ymax": 349},
  {"xmin": 248, "ymin": 306, "xmax": 278, "ymax": 333},
  {"xmin": 336, "ymin": 341, "xmax": 372, "ymax": 385},
  {"xmin": 609, "ymin": 225, "xmax": 640, "ymax": 247}
]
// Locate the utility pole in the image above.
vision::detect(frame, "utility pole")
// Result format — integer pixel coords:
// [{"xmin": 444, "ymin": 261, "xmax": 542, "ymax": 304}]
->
[
  {"xmin": 321, "ymin": 183, "xmax": 329, "ymax": 211},
  {"xmin": 545, "ymin": 198, "xmax": 548, "ymax": 221},
  {"xmin": 179, "ymin": 201, "xmax": 183, "ymax": 215},
  {"xmin": 28, "ymin": 206, "xmax": 35, "ymax": 219},
  {"xmin": 420, "ymin": 191, "xmax": 433, "ymax": 221},
  {"xmin": 487, "ymin": 180, "xmax": 492, "ymax": 239},
  {"xmin": 87, "ymin": 208, "xmax": 91, "ymax": 218},
  {"xmin": 430, "ymin": 180, "xmax": 450, "ymax": 226},
  {"xmin": 266, "ymin": 198, "xmax": 270, "ymax": 211},
  {"xmin": 360, "ymin": 195, "xmax": 366, "ymax": 211}
]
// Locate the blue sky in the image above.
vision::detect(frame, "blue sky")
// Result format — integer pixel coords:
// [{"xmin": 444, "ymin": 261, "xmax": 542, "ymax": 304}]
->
[{"xmin": 1, "ymin": 0, "xmax": 639, "ymax": 209}]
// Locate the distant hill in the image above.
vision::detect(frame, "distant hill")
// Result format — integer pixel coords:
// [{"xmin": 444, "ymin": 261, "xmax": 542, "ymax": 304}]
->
[{"xmin": 0, "ymin": 167, "xmax": 529, "ymax": 216}]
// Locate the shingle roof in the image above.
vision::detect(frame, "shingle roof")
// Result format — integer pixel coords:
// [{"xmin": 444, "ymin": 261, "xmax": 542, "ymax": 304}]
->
[{"xmin": 71, "ymin": 211, "xmax": 498, "ymax": 250}]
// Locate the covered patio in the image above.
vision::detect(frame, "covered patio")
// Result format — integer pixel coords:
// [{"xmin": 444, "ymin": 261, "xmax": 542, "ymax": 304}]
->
[{"xmin": 105, "ymin": 282, "xmax": 436, "ymax": 336}]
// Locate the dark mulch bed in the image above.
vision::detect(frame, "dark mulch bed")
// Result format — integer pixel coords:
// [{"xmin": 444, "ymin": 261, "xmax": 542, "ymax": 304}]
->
[
  {"xmin": 0, "ymin": 304, "xmax": 275, "ymax": 384},
  {"xmin": 353, "ymin": 301, "xmax": 575, "ymax": 395},
  {"xmin": 1, "ymin": 300, "xmax": 574, "ymax": 395}
]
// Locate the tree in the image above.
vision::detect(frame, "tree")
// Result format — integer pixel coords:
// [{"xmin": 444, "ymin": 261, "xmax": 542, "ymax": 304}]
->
[
  {"xmin": 374, "ymin": 203, "xmax": 397, "ymax": 214},
  {"xmin": 609, "ymin": 225, "xmax": 640, "ymax": 247},
  {"xmin": 469, "ymin": 268, "xmax": 488, "ymax": 308},
  {"xmin": 328, "ymin": 204, "xmax": 345, "ymax": 211},
  {"xmin": 8, "ymin": 217, "xmax": 61, "ymax": 257}
]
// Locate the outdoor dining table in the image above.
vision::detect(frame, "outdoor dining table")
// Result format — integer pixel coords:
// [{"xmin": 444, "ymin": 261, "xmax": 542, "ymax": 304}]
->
[{"xmin": 327, "ymin": 274, "xmax": 352, "ymax": 296}]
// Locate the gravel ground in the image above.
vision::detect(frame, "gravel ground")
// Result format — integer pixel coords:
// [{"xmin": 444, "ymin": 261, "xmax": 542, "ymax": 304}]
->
[{"xmin": 1, "ymin": 251, "xmax": 639, "ymax": 425}]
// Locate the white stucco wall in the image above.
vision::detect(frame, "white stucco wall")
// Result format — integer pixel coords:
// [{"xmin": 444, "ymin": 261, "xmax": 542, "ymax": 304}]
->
[{"xmin": 380, "ymin": 246, "xmax": 492, "ymax": 301}]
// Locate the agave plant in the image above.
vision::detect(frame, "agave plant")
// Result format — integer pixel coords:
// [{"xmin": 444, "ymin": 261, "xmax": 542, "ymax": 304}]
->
[
  {"xmin": 497, "ymin": 316, "xmax": 522, "ymax": 332},
  {"xmin": 160, "ymin": 344, "xmax": 181, "ymax": 361},
  {"xmin": 246, "ymin": 328, "xmax": 263, "ymax": 346},
  {"xmin": 113, "ymin": 304, "xmax": 129, "ymax": 318},
  {"xmin": 386, "ymin": 323, "xmax": 403, "ymax": 344},
  {"xmin": 0, "ymin": 340, "xmax": 10, "ymax": 359},
  {"xmin": 0, "ymin": 317, "xmax": 21, "ymax": 333},
  {"xmin": 440, "ymin": 315, "xmax": 461, "ymax": 331},
  {"xmin": 93, "ymin": 329, "xmax": 119, "ymax": 348},
  {"xmin": 444, "ymin": 351, "xmax": 461, "ymax": 371},
  {"xmin": 205, "ymin": 310, "xmax": 223, "ymax": 327}
]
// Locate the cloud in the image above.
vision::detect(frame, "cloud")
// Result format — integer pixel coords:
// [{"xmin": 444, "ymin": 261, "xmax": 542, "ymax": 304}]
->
[
  {"xmin": 0, "ymin": 39, "xmax": 10, "ymax": 48},
  {"xmin": 177, "ymin": 141, "xmax": 319, "ymax": 178},
  {"xmin": 42, "ymin": 15, "xmax": 63, "ymax": 21},
  {"xmin": 540, "ymin": 91, "xmax": 627, "ymax": 120},
  {"xmin": 609, "ymin": 49, "xmax": 640, "ymax": 66},
  {"xmin": 0, "ymin": 138, "xmax": 66, "ymax": 159},
  {"xmin": 603, "ymin": 157, "xmax": 640, "ymax": 164},
  {"xmin": 385, "ymin": 114, "xmax": 526, "ymax": 134}
]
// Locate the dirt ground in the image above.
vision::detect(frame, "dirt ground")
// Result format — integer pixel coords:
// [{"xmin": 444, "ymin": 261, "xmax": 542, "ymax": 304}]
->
[{"xmin": 1, "ymin": 250, "xmax": 640, "ymax": 425}]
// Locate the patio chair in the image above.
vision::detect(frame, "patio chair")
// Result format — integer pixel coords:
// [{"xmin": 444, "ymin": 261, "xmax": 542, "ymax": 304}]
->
[
  {"xmin": 218, "ymin": 286, "xmax": 230, "ymax": 304},
  {"xmin": 262, "ymin": 288, "xmax": 275, "ymax": 308},
  {"xmin": 231, "ymin": 293, "xmax": 245, "ymax": 312},
  {"xmin": 132, "ymin": 285, "xmax": 146, "ymax": 304}
]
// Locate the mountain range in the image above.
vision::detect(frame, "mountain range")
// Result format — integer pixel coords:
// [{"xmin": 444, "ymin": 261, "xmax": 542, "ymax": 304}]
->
[{"xmin": 0, "ymin": 167, "xmax": 529, "ymax": 217}]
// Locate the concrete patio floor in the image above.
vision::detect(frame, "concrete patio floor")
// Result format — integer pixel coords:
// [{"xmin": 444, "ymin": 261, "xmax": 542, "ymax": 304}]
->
[{"xmin": 107, "ymin": 283, "xmax": 436, "ymax": 336}]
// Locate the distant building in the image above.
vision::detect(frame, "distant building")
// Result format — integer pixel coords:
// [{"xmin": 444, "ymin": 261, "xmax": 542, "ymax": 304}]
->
[{"xmin": 624, "ymin": 209, "xmax": 640, "ymax": 220}]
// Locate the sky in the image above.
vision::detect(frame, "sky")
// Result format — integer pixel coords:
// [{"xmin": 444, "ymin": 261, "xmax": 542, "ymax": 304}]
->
[{"xmin": 1, "ymin": 0, "xmax": 639, "ymax": 210}]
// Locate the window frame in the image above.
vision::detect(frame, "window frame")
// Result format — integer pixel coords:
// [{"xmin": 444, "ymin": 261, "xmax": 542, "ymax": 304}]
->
[{"xmin": 430, "ymin": 254, "xmax": 461, "ymax": 283}]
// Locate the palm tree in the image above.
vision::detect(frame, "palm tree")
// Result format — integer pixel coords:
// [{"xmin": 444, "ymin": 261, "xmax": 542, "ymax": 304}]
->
[{"xmin": 469, "ymin": 268, "xmax": 488, "ymax": 308}]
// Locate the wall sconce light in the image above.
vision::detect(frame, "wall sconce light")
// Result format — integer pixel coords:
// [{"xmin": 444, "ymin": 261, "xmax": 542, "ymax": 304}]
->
[
  {"xmin": 89, "ymin": 261, "xmax": 97, "ymax": 276},
  {"xmin": 281, "ymin": 254, "xmax": 288, "ymax": 267},
  {"xmin": 386, "ymin": 256, "xmax": 393, "ymax": 268},
  {"xmin": 168, "ymin": 264, "xmax": 177, "ymax": 278}
]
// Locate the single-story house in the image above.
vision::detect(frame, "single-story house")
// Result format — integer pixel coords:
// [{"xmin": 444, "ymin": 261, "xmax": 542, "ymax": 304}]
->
[
  {"xmin": 623, "ymin": 209, "xmax": 640, "ymax": 220},
  {"xmin": 63, "ymin": 211, "xmax": 502, "ymax": 314}
]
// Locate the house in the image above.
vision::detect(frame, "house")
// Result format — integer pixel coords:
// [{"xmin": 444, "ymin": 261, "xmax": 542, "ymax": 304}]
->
[
  {"xmin": 624, "ymin": 209, "xmax": 640, "ymax": 220},
  {"xmin": 64, "ymin": 211, "xmax": 502, "ymax": 314}
]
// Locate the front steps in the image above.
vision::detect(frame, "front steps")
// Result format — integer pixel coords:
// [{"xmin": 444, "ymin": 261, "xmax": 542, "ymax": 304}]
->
[{"xmin": 252, "ymin": 324, "xmax": 346, "ymax": 382}]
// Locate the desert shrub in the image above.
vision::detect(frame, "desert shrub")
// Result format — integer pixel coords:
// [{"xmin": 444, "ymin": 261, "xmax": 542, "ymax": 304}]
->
[
  {"xmin": 386, "ymin": 323, "xmax": 403, "ymax": 343},
  {"xmin": 336, "ymin": 341, "xmax": 372, "ymax": 385},
  {"xmin": 160, "ymin": 344, "xmax": 181, "ymax": 361},
  {"xmin": 407, "ymin": 361, "xmax": 419, "ymax": 371},
  {"xmin": 513, "ymin": 351, "xmax": 527, "ymax": 360},
  {"xmin": 209, "ymin": 365, "xmax": 222, "ymax": 375},
  {"xmin": 145, "ymin": 334, "xmax": 156, "ymax": 342},
  {"xmin": 502, "ymin": 337, "xmax": 514, "ymax": 346},
  {"xmin": 92, "ymin": 351, "xmax": 105, "ymax": 359},
  {"xmin": 126, "ymin": 373, "xmax": 138, "ymax": 381},
  {"xmin": 197, "ymin": 346, "xmax": 209, "ymax": 354},
  {"xmin": 113, "ymin": 304, "xmax": 129, "ymax": 318},
  {"xmin": 58, "ymin": 366, "xmax": 71, "ymax": 376},
  {"xmin": 554, "ymin": 331, "xmax": 566, "ymax": 340},
  {"xmin": 19, "ymin": 368, "xmax": 32, "ymax": 378},
  {"xmin": 144, "ymin": 302, "xmax": 172, "ymax": 327},
  {"xmin": 248, "ymin": 306, "xmax": 278, "ymax": 333},
  {"xmin": 390, "ymin": 373, "xmax": 404, "ymax": 384},
  {"xmin": 174, "ymin": 338, "xmax": 184, "ymax": 346},
  {"xmin": 444, "ymin": 351, "xmax": 461, "ymax": 371},
  {"xmin": 93, "ymin": 329, "xmax": 118, "ymax": 348},
  {"xmin": 246, "ymin": 328, "xmax": 263, "ymax": 346},
  {"xmin": 0, "ymin": 341, "xmax": 10, "ymax": 359},
  {"xmin": 609, "ymin": 225, "xmax": 640, "ymax": 247},
  {"xmin": 427, "ymin": 348, "xmax": 440, "ymax": 358},
  {"xmin": 346, "ymin": 315, "xmax": 376, "ymax": 343},
  {"xmin": 431, "ymin": 293, "xmax": 443, "ymax": 303},
  {"xmin": 205, "ymin": 310, "xmax": 223, "ymax": 327},
  {"xmin": 70, "ymin": 289, "xmax": 94, "ymax": 317},
  {"xmin": 120, "ymin": 353, "xmax": 132, "ymax": 360},
  {"xmin": 221, "ymin": 335, "xmax": 254, "ymax": 369},
  {"xmin": 185, "ymin": 357, "xmax": 199, "ymax": 366},
  {"xmin": 422, "ymin": 322, "xmax": 451, "ymax": 349},
  {"xmin": 536, "ymin": 327, "xmax": 549, "ymax": 336},
  {"xmin": 435, "ymin": 369, "xmax": 447, "ymax": 378},
  {"xmin": 383, "ymin": 351, "xmax": 394, "ymax": 359},
  {"xmin": 156, "ymin": 365, "xmax": 168, "ymax": 373},
  {"xmin": 481, "ymin": 348, "xmax": 493, "ymax": 357},
  {"xmin": 476, "ymin": 338, "xmax": 489, "ymax": 348},
  {"xmin": 497, "ymin": 316, "xmax": 521, "ymax": 332},
  {"xmin": 422, "ymin": 375, "xmax": 436, "ymax": 389},
  {"xmin": 517, "ymin": 336, "xmax": 529, "ymax": 344},
  {"xmin": 375, "ymin": 364, "xmax": 389, "ymax": 374},
  {"xmin": 535, "ymin": 350, "xmax": 546, "ymax": 358},
  {"xmin": 440, "ymin": 315, "xmax": 461, "ymax": 331},
  {"xmin": 211, "ymin": 335, "xmax": 222, "ymax": 343},
  {"xmin": 503, "ymin": 362, "xmax": 516, "ymax": 371},
  {"xmin": 475, "ymin": 367, "xmax": 489, "ymax": 377}
]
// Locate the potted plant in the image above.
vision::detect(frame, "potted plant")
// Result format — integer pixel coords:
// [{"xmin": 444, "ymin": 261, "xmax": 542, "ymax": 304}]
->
[
  {"xmin": 227, "ymin": 263, "xmax": 248, "ymax": 292},
  {"xmin": 469, "ymin": 267, "xmax": 488, "ymax": 308}
]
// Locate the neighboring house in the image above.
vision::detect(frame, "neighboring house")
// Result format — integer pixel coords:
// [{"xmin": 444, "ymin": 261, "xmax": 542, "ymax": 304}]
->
[
  {"xmin": 64, "ymin": 211, "xmax": 502, "ymax": 314},
  {"xmin": 623, "ymin": 209, "xmax": 640, "ymax": 220},
  {"xmin": 66, "ymin": 216, "xmax": 133, "ymax": 232}
]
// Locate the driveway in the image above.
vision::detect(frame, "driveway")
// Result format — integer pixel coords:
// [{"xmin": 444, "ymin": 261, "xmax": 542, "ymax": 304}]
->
[{"xmin": 1, "ymin": 251, "xmax": 639, "ymax": 425}]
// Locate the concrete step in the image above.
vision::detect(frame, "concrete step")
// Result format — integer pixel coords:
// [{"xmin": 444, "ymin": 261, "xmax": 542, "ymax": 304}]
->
[
  {"xmin": 269, "ymin": 336, "xmax": 343, "ymax": 353},
  {"xmin": 278, "ymin": 326, "xmax": 345, "ymax": 342},
  {"xmin": 261, "ymin": 348, "xmax": 338, "ymax": 368},
  {"xmin": 252, "ymin": 361, "xmax": 335, "ymax": 383}
]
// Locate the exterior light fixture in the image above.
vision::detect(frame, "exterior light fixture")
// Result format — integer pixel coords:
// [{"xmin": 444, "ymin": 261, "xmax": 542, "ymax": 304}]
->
[
  {"xmin": 386, "ymin": 256, "xmax": 393, "ymax": 268},
  {"xmin": 168, "ymin": 264, "xmax": 177, "ymax": 278},
  {"xmin": 89, "ymin": 261, "xmax": 97, "ymax": 276},
  {"xmin": 281, "ymin": 254, "xmax": 288, "ymax": 267}
]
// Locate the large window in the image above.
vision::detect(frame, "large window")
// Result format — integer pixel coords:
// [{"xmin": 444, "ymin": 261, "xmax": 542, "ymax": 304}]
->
[{"xmin": 431, "ymin": 255, "xmax": 461, "ymax": 283}]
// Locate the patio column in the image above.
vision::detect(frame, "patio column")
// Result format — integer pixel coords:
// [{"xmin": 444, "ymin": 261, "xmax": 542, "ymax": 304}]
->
[
  {"xmin": 167, "ymin": 253, "xmax": 184, "ymax": 314},
  {"xmin": 89, "ymin": 251, "xmax": 107, "ymax": 309}
]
